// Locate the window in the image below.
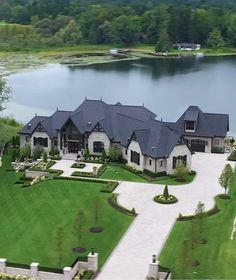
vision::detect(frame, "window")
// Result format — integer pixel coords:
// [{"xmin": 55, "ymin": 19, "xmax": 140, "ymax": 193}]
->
[
  {"xmin": 185, "ymin": 121, "xmax": 195, "ymax": 131},
  {"xmin": 172, "ymin": 155, "xmax": 187, "ymax": 169},
  {"xmin": 160, "ymin": 160, "xmax": 163, "ymax": 167},
  {"xmin": 125, "ymin": 149, "xmax": 128, "ymax": 155},
  {"xmin": 215, "ymin": 139, "xmax": 219, "ymax": 145},
  {"xmin": 33, "ymin": 137, "xmax": 48, "ymax": 147},
  {"xmin": 54, "ymin": 139, "xmax": 58, "ymax": 146},
  {"xmin": 25, "ymin": 136, "xmax": 30, "ymax": 143},
  {"xmin": 149, "ymin": 159, "xmax": 152, "ymax": 166},
  {"xmin": 130, "ymin": 150, "xmax": 140, "ymax": 165},
  {"xmin": 93, "ymin": 141, "xmax": 104, "ymax": 153}
]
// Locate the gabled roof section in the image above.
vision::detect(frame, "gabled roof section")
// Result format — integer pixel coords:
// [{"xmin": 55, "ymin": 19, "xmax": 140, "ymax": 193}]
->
[
  {"xmin": 166, "ymin": 106, "xmax": 229, "ymax": 138},
  {"xmin": 19, "ymin": 116, "xmax": 48, "ymax": 135},
  {"xmin": 184, "ymin": 106, "xmax": 200, "ymax": 122},
  {"xmin": 129, "ymin": 119, "xmax": 185, "ymax": 158}
]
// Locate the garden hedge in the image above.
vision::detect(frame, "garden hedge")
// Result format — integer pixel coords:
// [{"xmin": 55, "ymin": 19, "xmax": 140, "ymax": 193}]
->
[{"xmin": 108, "ymin": 194, "xmax": 137, "ymax": 217}]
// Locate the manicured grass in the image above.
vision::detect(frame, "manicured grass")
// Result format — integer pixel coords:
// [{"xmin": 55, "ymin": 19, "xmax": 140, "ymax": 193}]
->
[
  {"xmin": 100, "ymin": 165, "xmax": 147, "ymax": 182},
  {"xmin": 100, "ymin": 164, "xmax": 195, "ymax": 185},
  {"xmin": 159, "ymin": 172, "xmax": 236, "ymax": 279},
  {"xmin": 0, "ymin": 156, "xmax": 133, "ymax": 269},
  {"xmin": 153, "ymin": 174, "xmax": 195, "ymax": 185}
]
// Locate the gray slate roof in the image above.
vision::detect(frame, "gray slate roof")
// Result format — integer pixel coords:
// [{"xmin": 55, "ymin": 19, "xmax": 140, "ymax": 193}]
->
[
  {"xmin": 20, "ymin": 101, "xmax": 228, "ymax": 159},
  {"xmin": 166, "ymin": 106, "xmax": 229, "ymax": 138}
]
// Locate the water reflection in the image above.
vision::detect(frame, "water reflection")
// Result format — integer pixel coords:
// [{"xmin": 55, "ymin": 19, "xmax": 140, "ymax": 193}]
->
[{"xmin": 3, "ymin": 56, "xmax": 236, "ymax": 135}]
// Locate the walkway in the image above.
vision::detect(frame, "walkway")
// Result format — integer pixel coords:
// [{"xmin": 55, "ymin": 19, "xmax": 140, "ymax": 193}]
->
[{"xmin": 98, "ymin": 153, "xmax": 235, "ymax": 280}]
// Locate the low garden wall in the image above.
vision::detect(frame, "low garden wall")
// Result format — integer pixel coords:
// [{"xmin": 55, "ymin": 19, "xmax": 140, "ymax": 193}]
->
[
  {"xmin": 0, "ymin": 252, "xmax": 98, "ymax": 280},
  {"xmin": 25, "ymin": 170, "xmax": 50, "ymax": 179}
]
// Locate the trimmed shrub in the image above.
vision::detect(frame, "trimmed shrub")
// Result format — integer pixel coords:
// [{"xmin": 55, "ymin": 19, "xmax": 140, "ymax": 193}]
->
[
  {"xmin": 108, "ymin": 194, "xmax": 137, "ymax": 216},
  {"xmin": 102, "ymin": 149, "xmax": 107, "ymax": 162},
  {"xmin": 123, "ymin": 164, "xmax": 142, "ymax": 174},
  {"xmin": 228, "ymin": 150, "xmax": 236, "ymax": 161},
  {"xmin": 20, "ymin": 145, "xmax": 31, "ymax": 161},
  {"xmin": 43, "ymin": 151, "xmax": 48, "ymax": 163},
  {"xmin": 49, "ymin": 146, "xmax": 60, "ymax": 157},
  {"xmin": 163, "ymin": 185, "xmax": 169, "ymax": 199},
  {"xmin": 32, "ymin": 145, "xmax": 44, "ymax": 160},
  {"xmin": 109, "ymin": 146, "xmax": 122, "ymax": 162},
  {"xmin": 101, "ymin": 181, "xmax": 119, "ymax": 193},
  {"xmin": 71, "ymin": 163, "xmax": 86, "ymax": 169},
  {"xmin": 174, "ymin": 163, "xmax": 188, "ymax": 182},
  {"xmin": 154, "ymin": 194, "xmax": 178, "ymax": 204},
  {"xmin": 212, "ymin": 147, "xmax": 224, "ymax": 154},
  {"xmin": 84, "ymin": 148, "xmax": 90, "ymax": 160}
]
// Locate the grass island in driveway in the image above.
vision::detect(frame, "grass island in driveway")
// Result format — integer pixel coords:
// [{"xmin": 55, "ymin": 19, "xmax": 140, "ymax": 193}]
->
[
  {"xmin": 159, "ymin": 171, "xmax": 236, "ymax": 279},
  {"xmin": 0, "ymin": 156, "xmax": 133, "ymax": 269}
]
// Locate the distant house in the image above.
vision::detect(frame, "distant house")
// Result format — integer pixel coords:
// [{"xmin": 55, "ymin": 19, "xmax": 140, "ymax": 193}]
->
[
  {"xmin": 110, "ymin": 48, "xmax": 130, "ymax": 57},
  {"xmin": 177, "ymin": 43, "xmax": 201, "ymax": 51},
  {"xmin": 19, "ymin": 100, "xmax": 229, "ymax": 175}
]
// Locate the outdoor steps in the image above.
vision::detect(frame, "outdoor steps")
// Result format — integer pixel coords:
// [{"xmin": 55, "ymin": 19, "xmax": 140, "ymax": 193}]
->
[{"xmin": 61, "ymin": 153, "xmax": 77, "ymax": 160}]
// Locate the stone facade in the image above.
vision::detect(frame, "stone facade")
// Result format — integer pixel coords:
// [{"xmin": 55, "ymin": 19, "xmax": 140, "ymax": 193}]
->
[
  {"xmin": 184, "ymin": 136, "xmax": 212, "ymax": 153},
  {"xmin": 166, "ymin": 144, "xmax": 192, "ymax": 175},
  {"xmin": 88, "ymin": 131, "xmax": 110, "ymax": 155},
  {"xmin": 212, "ymin": 137, "xmax": 225, "ymax": 151},
  {"xmin": 31, "ymin": 131, "xmax": 52, "ymax": 152},
  {"xmin": 126, "ymin": 140, "xmax": 144, "ymax": 171}
]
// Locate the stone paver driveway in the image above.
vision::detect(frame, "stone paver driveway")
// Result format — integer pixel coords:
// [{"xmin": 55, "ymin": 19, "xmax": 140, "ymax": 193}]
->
[{"xmin": 98, "ymin": 153, "xmax": 235, "ymax": 280}]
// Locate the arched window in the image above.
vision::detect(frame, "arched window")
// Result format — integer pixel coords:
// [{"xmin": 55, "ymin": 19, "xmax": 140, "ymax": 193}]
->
[{"xmin": 93, "ymin": 141, "xmax": 104, "ymax": 153}]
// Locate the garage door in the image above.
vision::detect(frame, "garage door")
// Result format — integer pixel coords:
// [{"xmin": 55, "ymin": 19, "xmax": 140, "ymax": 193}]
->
[{"xmin": 191, "ymin": 139, "xmax": 205, "ymax": 152}]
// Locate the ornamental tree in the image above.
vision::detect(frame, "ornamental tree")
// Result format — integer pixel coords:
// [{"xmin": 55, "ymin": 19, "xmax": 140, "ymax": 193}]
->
[{"xmin": 219, "ymin": 164, "xmax": 234, "ymax": 194}]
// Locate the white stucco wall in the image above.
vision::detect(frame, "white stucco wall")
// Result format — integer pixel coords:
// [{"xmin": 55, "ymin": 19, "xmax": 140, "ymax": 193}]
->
[
  {"xmin": 30, "ymin": 131, "xmax": 51, "ymax": 152},
  {"xmin": 184, "ymin": 136, "xmax": 212, "ymax": 153},
  {"xmin": 166, "ymin": 144, "xmax": 192, "ymax": 175},
  {"xmin": 88, "ymin": 131, "xmax": 110, "ymax": 155},
  {"xmin": 127, "ymin": 140, "xmax": 144, "ymax": 171}
]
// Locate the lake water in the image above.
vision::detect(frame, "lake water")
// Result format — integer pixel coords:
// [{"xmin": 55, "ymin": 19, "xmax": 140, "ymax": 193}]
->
[{"xmin": 3, "ymin": 56, "xmax": 236, "ymax": 135}]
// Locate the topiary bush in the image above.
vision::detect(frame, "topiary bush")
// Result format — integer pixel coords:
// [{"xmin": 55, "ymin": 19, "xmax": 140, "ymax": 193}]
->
[
  {"xmin": 154, "ymin": 185, "xmax": 178, "ymax": 204},
  {"xmin": 174, "ymin": 163, "xmax": 188, "ymax": 182},
  {"xmin": 32, "ymin": 145, "xmax": 44, "ymax": 160}
]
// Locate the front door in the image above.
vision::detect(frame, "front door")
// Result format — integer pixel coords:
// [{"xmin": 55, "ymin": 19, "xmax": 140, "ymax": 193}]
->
[
  {"xmin": 191, "ymin": 139, "xmax": 205, "ymax": 152},
  {"xmin": 68, "ymin": 141, "xmax": 80, "ymax": 153}
]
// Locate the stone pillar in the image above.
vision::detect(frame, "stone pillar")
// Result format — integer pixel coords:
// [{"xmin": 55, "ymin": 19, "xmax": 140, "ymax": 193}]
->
[
  {"xmin": 147, "ymin": 257, "xmax": 159, "ymax": 279},
  {"xmin": 0, "ymin": 259, "xmax": 6, "ymax": 273},
  {"xmin": 30, "ymin": 262, "xmax": 39, "ymax": 277},
  {"xmin": 63, "ymin": 266, "xmax": 72, "ymax": 280},
  {"xmin": 88, "ymin": 252, "xmax": 98, "ymax": 272}
]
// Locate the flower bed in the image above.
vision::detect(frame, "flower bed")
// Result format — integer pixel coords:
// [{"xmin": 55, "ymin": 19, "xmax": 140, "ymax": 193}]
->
[
  {"xmin": 30, "ymin": 160, "xmax": 56, "ymax": 171},
  {"xmin": 71, "ymin": 162, "xmax": 86, "ymax": 169},
  {"xmin": 154, "ymin": 194, "xmax": 178, "ymax": 204}
]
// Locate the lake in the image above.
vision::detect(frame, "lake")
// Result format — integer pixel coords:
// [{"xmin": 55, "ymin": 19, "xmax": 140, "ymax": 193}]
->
[{"xmin": 3, "ymin": 56, "xmax": 236, "ymax": 135}]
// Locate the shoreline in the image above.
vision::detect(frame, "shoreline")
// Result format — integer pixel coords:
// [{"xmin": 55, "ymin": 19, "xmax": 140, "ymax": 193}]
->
[{"xmin": 1, "ymin": 45, "xmax": 236, "ymax": 76}]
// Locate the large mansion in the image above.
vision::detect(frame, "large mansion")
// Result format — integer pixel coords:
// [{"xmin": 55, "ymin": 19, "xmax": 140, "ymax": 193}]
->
[{"xmin": 19, "ymin": 99, "xmax": 229, "ymax": 175}]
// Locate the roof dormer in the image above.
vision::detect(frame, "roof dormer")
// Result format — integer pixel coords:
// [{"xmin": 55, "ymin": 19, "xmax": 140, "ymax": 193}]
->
[{"xmin": 184, "ymin": 106, "xmax": 199, "ymax": 132}]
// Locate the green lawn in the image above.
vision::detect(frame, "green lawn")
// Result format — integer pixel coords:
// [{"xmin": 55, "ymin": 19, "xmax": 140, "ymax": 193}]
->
[
  {"xmin": 100, "ymin": 165, "xmax": 147, "ymax": 182},
  {"xmin": 100, "ymin": 164, "xmax": 195, "ymax": 185},
  {"xmin": 159, "ymin": 172, "xmax": 236, "ymax": 279},
  {"xmin": 0, "ymin": 156, "xmax": 133, "ymax": 269}
]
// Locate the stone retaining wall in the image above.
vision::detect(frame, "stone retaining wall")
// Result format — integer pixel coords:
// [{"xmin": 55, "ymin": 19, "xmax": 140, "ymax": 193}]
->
[{"xmin": 0, "ymin": 252, "xmax": 98, "ymax": 280}]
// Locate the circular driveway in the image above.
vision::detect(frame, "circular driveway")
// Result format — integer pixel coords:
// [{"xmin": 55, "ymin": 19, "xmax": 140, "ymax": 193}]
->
[{"xmin": 98, "ymin": 153, "xmax": 235, "ymax": 280}]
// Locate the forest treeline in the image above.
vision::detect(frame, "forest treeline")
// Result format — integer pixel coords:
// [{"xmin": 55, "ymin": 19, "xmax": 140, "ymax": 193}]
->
[{"xmin": 1, "ymin": 0, "xmax": 236, "ymax": 50}]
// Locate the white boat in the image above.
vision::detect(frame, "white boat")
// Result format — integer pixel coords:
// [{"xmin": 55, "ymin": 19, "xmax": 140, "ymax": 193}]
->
[{"xmin": 195, "ymin": 52, "xmax": 204, "ymax": 58}]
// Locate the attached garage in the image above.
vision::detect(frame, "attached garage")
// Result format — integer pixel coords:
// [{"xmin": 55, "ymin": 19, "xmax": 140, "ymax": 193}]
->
[{"xmin": 191, "ymin": 139, "xmax": 206, "ymax": 152}]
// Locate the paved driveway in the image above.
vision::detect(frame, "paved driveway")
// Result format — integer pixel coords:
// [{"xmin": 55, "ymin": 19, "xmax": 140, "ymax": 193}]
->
[{"xmin": 98, "ymin": 153, "xmax": 235, "ymax": 280}]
